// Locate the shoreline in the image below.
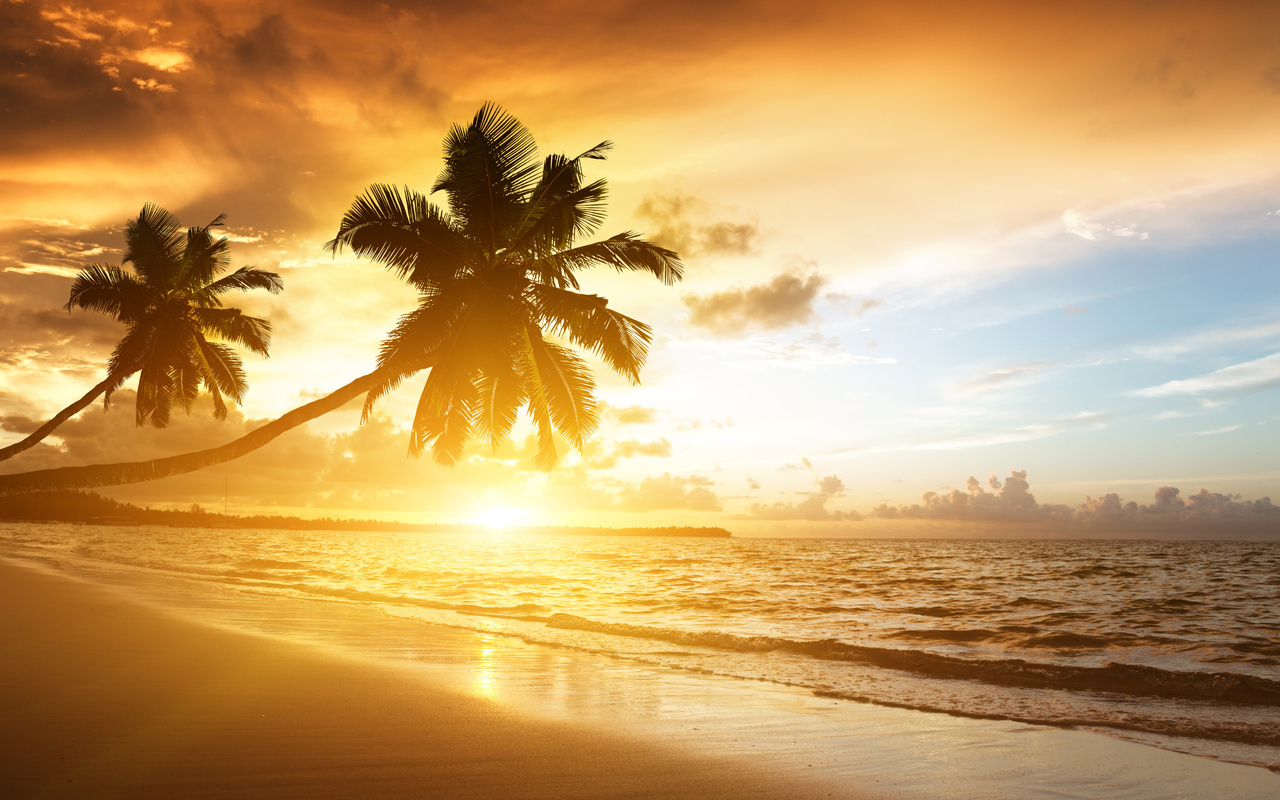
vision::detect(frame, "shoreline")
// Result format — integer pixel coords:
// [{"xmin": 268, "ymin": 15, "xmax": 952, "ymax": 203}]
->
[
  {"xmin": 0, "ymin": 557, "xmax": 851, "ymax": 799},
  {"xmin": 3, "ymin": 554, "xmax": 1279, "ymax": 799}
]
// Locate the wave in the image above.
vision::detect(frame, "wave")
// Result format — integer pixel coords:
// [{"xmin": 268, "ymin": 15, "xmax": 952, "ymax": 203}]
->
[
  {"xmin": 196, "ymin": 572, "xmax": 1280, "ymax": 712},
  {"xmin": 527, "ymin": 613, "xmax": 1280, "ymax": 708}
]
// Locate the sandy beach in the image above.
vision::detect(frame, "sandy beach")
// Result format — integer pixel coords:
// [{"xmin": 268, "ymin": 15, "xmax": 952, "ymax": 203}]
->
[
  {"xmin": 3, "ymin": 552, "xmax": 1279, "ymax": 800},
  {"xmin": 0, "ymin": 559, "xmax": 856, "ymax": 799}
]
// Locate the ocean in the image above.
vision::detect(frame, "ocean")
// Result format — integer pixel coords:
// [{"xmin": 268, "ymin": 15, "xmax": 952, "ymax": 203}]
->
[{"xmin": 2, "ymin": 523, "xmax": 1277, "ymax": 771}]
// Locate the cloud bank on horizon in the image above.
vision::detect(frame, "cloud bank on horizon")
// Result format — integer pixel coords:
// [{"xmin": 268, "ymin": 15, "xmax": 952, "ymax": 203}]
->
[{"xmin": 2, "ymin": 0, "xmax": 1279, "ymax": 536}]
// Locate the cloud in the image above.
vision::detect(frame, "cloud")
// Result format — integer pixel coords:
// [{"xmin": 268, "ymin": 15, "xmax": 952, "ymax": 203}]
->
[
  {"xmin": 1194, "ymin": 425, "xmax": 1242, "ymax": 436},
  {"xmin": 634, "ymin": 195, "xmax": 758, "ymax": 258},
  {"xmin": 584, "ymin": 437, "xmax": 672, "ymax": 469},
  {"xmin": 869, "ymin": 470, "xmax": 1280, "ymax": 536},
  {"xmin": 1131, "ymin": 353, "xmax": 1280, "ymax": 398},
  {"xmin": 615, "ymin": 473, "xmax": 721, "ymax": 512},
  {"xmin": 682, "ymin": 271, "xmax": 828, "ymax": 335},
  {"xmin": 602, "ymin": 403, "xmax": 658, "ymax": 425},
  {"xmin": 673, "ymin": 332, "xmax": 895, "ymax": 370},
  {"xmin": 742, "ymin": 472, "xmax": 860, "ymax": 521},
  {"xmin": 778, "ymin": 458, "xmax": 813, "ymax": 472},
  {"xmin": 1132, "ymin": 320, "xmax": 1280, "ymax": 360},
  {"xmin": 131, "ymin": 77, "xmax": 175, "ymax": 92},
  {"xmin": 870, "ymin": 470, "xmax": 1053, "ymax": 521},
  {"xmin": 1061, "ymin": 209, "xmax": 1149, "ymax": 241},
  {"xmin": 952, "ymin": 363, "xmax": 1046, "ymax": 395}
]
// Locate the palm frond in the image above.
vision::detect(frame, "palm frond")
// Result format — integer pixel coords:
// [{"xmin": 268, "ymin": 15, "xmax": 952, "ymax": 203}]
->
[
  {"xmin": 326, "ymin": 184, "xmax": 471, "ymax": 288},
  {"xmin": 511, "ymin": 179, "xmax": 609, "ymax": 256},
  {"xmin": 473, "ymin": 368, "xmax": 525, "ymax": 452},
  {"xmin": 431, "ymin": 102, "xmax": 541, "ymax": 254},
  {"xmin": 193, "ymin": 339, "xmax": 247, "ymax": 419},
  {"xmin": 65, "ymin": 265, "xmax": 150, "ymax": 322},
  {"xmin": 200, "ymin": 266, "xmax": 283, "ymax": 300},
  {"xmin": 103, "ymin": 324, "xmax": 155, "ymax": 406},
  {"xmin": 168, "ymin": 351, "xmax": 203, "ymax": 419},
  {"xmin": 179, "ymin": 222, "xmax": 232, "ymax": 289},
  {"xmin": 521, "ymin": 327, "xmax": 598, "ymax": 451},
  {"xmin": 508, "ymin": 141, "xmax": 611, "ymax": 249},
  {"xmin": 123, "ymin": 203, "xmax": 184, "ymax": 288},
  {"xmin": 544, "ymin": 232, "xmax": 684, "ymax": 286},
  {"xmin": 192, "ymin": 307, "xmax": 272, "ymax": 356},
  {"xmin": 361, "ymin": 293, "xmax": 467, "ymax": 419},
  {"xmin": 409, "ymin": 354, "xmax": 478, "ymax": 466},
  {"xmin": 530, "ymin": 285, "xmax": 652, "ymax": 383}
]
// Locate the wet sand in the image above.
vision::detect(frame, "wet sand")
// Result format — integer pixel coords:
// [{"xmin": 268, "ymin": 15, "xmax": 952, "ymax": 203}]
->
[
  {"xmin": 3, "ymin": 555, "xmax": 1278, "ymax": 799},
  {"xmin": 0, "ymin": 559, "xmax": 860, "ymax": 799}
]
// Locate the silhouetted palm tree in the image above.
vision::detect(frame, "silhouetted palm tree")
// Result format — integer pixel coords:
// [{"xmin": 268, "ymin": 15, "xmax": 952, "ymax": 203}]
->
[
  {"xmin": 327, "ymin": 103, "xmax": 681, "ymax": 468},
  {"xmin": 0, "ymin": 205, "xmax": 282, "ymax": 463},
  {"xmin": 0, "ymin": 105, "xmax": 681, "ymax": 495}
]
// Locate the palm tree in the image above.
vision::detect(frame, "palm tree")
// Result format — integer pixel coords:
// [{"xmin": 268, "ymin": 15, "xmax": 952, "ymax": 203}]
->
[
  {"xmin": 326, "ymin": 103, "xmax": 682, "ymax": 469},
  {"xmin": 0, "ymin": 105, "xmax": 681, "ymax": 496},
  {"xmin": 0, "ymin": 205, "xmax": 282, "ymax": 464}
]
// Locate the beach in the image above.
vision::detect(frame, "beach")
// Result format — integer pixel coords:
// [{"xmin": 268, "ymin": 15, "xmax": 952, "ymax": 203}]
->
[
  {"xmin": 3, "ymin": 544, "xmax": 1279, "ymax": 799},
  {"xmin": 0, "ymin": 558, "xmax": 852, "ymax": 799}
]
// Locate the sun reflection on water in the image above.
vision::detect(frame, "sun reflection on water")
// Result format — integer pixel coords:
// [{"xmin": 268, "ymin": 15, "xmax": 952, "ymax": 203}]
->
[{"xmin": 474, "ymin": 633, "xmax": 498, "ymax": 698}]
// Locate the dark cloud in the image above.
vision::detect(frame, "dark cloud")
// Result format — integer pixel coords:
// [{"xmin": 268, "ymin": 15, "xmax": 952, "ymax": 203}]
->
[
  {"xmin": 0, "ymin": 301, "xmax": 122, "ymax": 349},
  {"xmin": 869, "ymin": 471, "xmax": 1280, "ymax": 537},
  {"xmin": 635, "ymin": 195, "xmax": 758, "ymax": 258},
  {"xmin": 616, "ymin": 473, "xmax": 721, "ymax": 512},
  {"xmin": 0, "ymin": 414, "xmax": 41, "ymax": 435},
  {"xmin": 684, "ymin": 271, "xmax": 827, "ymax": 335}
]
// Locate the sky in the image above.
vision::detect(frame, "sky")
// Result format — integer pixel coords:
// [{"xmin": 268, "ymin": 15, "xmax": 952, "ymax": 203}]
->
[{"xmin": 2, "ymin": 0, "xmax": 1279, "ymax": 537}]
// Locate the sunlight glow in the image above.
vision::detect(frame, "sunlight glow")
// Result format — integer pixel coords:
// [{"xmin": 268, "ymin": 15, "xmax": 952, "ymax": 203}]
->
[{"xmin": 477, "ymin": 506, "xmax": 522, "ymax": 530}]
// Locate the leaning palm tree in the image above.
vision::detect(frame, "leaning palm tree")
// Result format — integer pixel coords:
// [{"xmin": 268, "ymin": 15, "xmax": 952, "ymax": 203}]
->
[
  {"xmin": 0, "ymin": 104, "xmax": 680, "ymax": 496},
  {"xmin": 327, "ymin": 103, "xmax": 681, "ymax": 468},
  {"xmin": 0, "ymin": 205, "xmax": 282, "ymax": 463}
]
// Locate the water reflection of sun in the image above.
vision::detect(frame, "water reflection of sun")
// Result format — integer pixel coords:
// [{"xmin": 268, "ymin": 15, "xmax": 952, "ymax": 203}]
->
[{"xmin": 475, "ymin": 634, "xmax": 498, "ymax": 698}]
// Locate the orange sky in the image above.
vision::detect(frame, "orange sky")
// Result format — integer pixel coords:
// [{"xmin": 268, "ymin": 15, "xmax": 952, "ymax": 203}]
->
[{"xmin": 3, "ymin": 1, "xmax": 1280, "ymax": 535}]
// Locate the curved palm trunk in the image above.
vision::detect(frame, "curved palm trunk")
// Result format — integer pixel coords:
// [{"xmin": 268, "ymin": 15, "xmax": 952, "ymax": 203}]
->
[
  {"xmin": 0, "ymin": 375, "xmax": 119, "ymax": 464},
  {"xmin": 0, "ymin": 363, "xmax": 423, "ymax": 497}
]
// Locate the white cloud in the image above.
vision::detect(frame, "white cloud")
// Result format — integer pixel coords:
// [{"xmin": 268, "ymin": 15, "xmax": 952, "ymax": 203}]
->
[
  {"xmin": 1062, "ymin": 209, "xmax": 1149, "ymax": 241},
  {"xmin": 670, "ymin": 334, "xmax": 896, "ymax": 371},
  {"xmin": 951, "ymin": 363, "xmax": 1046, "ymax": 395},
  {"xmin": 1133, "ymin": 320, "xmax": 1280, "ymax": 360},
  {"xmin": 1194, "ymin": 425, "xmax": 1242, "ymax": 436},
  {"xmin": 1132, "ymin": 353, "xmax": 1280, "ymax": 397}
]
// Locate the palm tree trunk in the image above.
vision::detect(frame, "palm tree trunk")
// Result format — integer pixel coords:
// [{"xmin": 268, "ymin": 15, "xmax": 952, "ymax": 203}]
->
[
  {"xmin": 0, "ymin": 365, "xmax": 409, "ymax": 497},
  {"xmin": 0, "ymin": 375, "xmax": 118, "ymax": 464}
]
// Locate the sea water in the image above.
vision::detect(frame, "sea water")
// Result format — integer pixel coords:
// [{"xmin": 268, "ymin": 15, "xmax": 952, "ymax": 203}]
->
[{"xmin": 2, "ymin": 523, "xmax": 1276, "ymax": 770}]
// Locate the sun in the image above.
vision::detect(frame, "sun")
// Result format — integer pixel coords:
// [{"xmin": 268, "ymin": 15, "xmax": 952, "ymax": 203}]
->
[{"xmin": 477, "ymin": 506, "xmax": 521, "ymax": 530}]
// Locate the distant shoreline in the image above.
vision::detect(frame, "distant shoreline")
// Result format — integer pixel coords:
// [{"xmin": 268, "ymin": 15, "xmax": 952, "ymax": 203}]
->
[{"xmin": 0, "ymin": 489, "xmax": 732, "ymax": 538}]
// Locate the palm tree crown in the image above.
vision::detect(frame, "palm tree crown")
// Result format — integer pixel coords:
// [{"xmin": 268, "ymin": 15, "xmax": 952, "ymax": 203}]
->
[
  {"xmin": 66, "ymin": 204, "xmax": 284, "ymax": 427},
  {"xmin": 328, "ymin": 103, "xmax": 682, "ymax": 469}
]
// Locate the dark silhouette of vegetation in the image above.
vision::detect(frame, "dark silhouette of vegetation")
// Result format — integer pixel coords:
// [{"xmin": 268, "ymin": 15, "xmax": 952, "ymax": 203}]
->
[
  {"xmin": 327, "ymin": 103, "xmax": 681, "ymax": 468},
  {"xmin": 0, "ymin": 205, "xmax": 282, "ymax": 464},
  {"xmin": 0, "ymin": 490, "xmax": 731, "ymax": 537},
  {"xmin": 0, "ymin": 105, "xmax": 681, "ymax": 496}
]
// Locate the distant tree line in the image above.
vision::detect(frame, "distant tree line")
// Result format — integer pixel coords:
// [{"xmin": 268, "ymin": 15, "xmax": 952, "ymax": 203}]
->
[{"xmin": 0, "ymin": 490, "xmax": 731, "ymax": 537}]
